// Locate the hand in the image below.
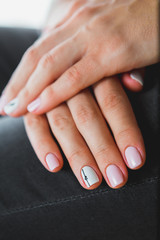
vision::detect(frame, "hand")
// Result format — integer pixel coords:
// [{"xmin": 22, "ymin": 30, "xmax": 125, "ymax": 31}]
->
[
  {"xmin": 0, "ymin": 0, "xmax": 157, "ymax": 116},
  {"xmin": 24, "ymin": 76, "xmax": 145, "ymax": 190}
]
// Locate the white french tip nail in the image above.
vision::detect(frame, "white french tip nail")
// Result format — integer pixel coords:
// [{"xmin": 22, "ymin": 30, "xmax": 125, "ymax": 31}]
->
[
  {"xmin": 4, "ymin": 98, "xmax": 19, "ymax": 115},
  {"xmin": 81, "ymin": 166, "xmax": 99, "ymax": 188},
  {"xmin": 130, "ymin": 70, "xmax": 143, "ymax": 86}
]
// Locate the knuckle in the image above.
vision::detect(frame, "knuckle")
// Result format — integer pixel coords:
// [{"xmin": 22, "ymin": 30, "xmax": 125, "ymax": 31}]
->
[
  {"xmin": 75, "ymin": 4, "xmax": 92, "ymax": 18},
  {"xmin": 35, "ymin": 35, "xmax": 50, "ymax": 48},
  {"xmin": 82, "ymin": 11, "xmax": 102, "ymax": 30},
  {"xmin": 24, "ymin": 46, "xmax": 38, "ymax": 63},
  {"xmin": 19, "ymin": 86, "xmax": 30, "ymax": 100},
  {"xmin": 6, "ymin": 84, "xmax": 17, "ymax": 96},
  {"xmin": 65, "ymin": 66, "xmax": 81, "ymax": 88},
  {"xmin": 88, "ymin": 53, "xmax": 99, "ymax": 66},
  {"xmin": 94, "ymin": 144, "xmax": 114, "ymax": 159},
  {"xmin": 51, "ymin": 112, "xmax": 70, "ymax": 131},
  {"xmin": 116, "ymin": 127, "xmax": 135, "ymax": 142},
  {"xmin": 75, "ymin": 105, "xmax": 97, "ymax": 125},
  {"xmin": 68, "ymin": 147, "xmax": 87, "ymax": 163},
  {"xmin": 40, "ymin": 52, "xmax": 55, "ymax": 69},
  {"xmin": 42, "ymin": 86, "xmax": 54, "ymax": 100},
  {"xmin": 109, "ymin": 34, "xmax": 124, "ymax": 52},
  {"xmin": 103, "ymin": 33, "xmax": 125, "ymax": 57},
  {"xmin": 25, "ymin": 114, "xmax": 45, "ymax": 128},
  {"xmin": 102, "ymin": 92, "xmax": 123, "ymax": 111}
]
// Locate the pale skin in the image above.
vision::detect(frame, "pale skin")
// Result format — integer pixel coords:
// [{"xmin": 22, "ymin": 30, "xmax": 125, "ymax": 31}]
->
[
  {"xmin": 0, "ymin": 0, "xmax": 159, "ymax": 189},
  {"xmin": 24, "ymin": 76, "xmax": 145, "ymax": 190},
  {"xmin": 0, "ymin": 0, "xmax": 158, "ymax": 116}
]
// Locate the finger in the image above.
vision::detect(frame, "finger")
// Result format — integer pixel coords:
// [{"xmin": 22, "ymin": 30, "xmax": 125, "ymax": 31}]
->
[
  {"xmin": 24, "ymin": 113, "xmax": 63, "ymax": 172},
  {"xmin": 1, "ymin": 4, "xmax": 91, "ymax": 114},
  {"xmin": 93, "ymin": 77, "xmax": 146, "ymax": 170},
  {"xmin": 26, "ymin": 55, "xmax": 104, "ymax": 115},
  {"xmin": 4, "ymin": 36, "xmax": 84, "ymax": 117},
  {"xmin": 47, "ymin": 103, "xmax": 102, "ymax": 190},
  {"xmin": 67, "ymin": 89, "xmax": 128, "ymax": 189},
  {"xmin": 121, "ymin": 68, "xmax": 145, "ymax": 92}
]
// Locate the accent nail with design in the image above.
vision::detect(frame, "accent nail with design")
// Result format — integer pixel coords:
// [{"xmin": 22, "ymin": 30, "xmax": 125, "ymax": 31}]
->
[
  {"xmin": 81, "ymin": 166, "xmax": 99, "ymax": 188},
  {"xmin": 4, "ymin": 98, "xmax": 19, "ymax": 115},
  {"xmin": 130, "ymin": 70, "xmax": 143, "ymax": 86}
]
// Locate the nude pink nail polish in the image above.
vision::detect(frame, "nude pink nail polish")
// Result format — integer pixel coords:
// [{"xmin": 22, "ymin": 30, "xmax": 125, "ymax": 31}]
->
[
  {"xmin": 27, "ymin": 98, "xmax": 41, "ymax": 112},
  {"xmin": 106, "ymin": 165, "xmax": 124, "ymax": 187},
  {"xmin": 46, "ymin": 153, "xmax": 59, "ymax": 171},
  {"xmin": 125, "ymin": 146, "xmax": 142, "ymax": 169}
]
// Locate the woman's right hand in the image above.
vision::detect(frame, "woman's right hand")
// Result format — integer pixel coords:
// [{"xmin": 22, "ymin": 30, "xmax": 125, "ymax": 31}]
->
[
  {"xmin": 24, "ymin": 75, "xmax": 145, "ymax": 190},
  {"xmin": 1, "ymin": 0, "xmax": 157, "ymax": 117}
]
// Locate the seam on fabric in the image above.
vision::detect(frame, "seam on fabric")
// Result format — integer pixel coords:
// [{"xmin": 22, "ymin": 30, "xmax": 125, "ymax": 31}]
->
[{"xmin": 0, "ymin": 176, "xmax": 159, "ymax": 217}]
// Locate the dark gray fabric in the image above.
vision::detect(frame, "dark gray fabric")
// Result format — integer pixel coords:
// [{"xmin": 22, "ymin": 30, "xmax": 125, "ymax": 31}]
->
[{"xmin": 0, "ymin": 28, "xmax": 159, "ymax": 240}]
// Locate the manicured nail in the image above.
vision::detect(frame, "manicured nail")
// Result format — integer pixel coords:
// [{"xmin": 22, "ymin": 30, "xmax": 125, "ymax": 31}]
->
[
  {"xmin": 46, "ymin": 153, "xmax": 60, "ymax": 171},
  {"xmin": 4, "ymin": 98, "xmax": 19, "ymax": 115},
  {"xmin": 125, "ymin": 146, "xmax": 142, "ymax": 169},
  {"xmin": 130, "ymin": 70, "xmax": 143, "ymax": 86},
  {"xmin": 27, "ymin": 98, "xmax": 41, "ymax": 112},
  {"xmin": 106, "ymin": 165, "xmax": 124, "ymax": 188},
  {"xmin": 0, "ymin": 95, "xmax": 7, "ymax": 113},
  {"xmin": 81, "ymin": 166, "xmax": 99, "ymax": 188}
]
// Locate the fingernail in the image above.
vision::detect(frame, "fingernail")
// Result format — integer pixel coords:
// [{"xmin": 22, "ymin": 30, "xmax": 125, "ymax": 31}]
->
[
  {"xmin": 27, "ymin": 98, "xmax": 41, "ymax": 112},
  {"xmin": 125, "ymin": 146, "xmax": 142, "ymax": 169},
  {"xmin": 0, "ymin": 95, "xmax": 7, "ymax": 113},
  {"xmin": 130, "ymin": 70, "xmax": 143, "ymax": 86},
  {"xmin": 4, "ymin": 98, "xmax": 19, "ymax": 115},
  {"xmin": 81, "ymin": 166, "xmax": 99, "ymax": 188},
  {"xmin": 46, "ymin": 153, "xmax": 60, "ymax": 171},
  {"xmin": 106, "ymin": 165, "xmax": 124, "ymax": 188}
]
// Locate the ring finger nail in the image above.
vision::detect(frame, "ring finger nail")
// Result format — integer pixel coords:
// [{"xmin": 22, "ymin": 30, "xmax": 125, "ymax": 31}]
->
[
  {"xmin": 81, "ymin": 166, "xmax": 99, "ymax": 188},
  {"xmin": 106, "ymin": 165, "xmax": 124, "ymax": 188},
  {"xmin": 46, "ymin": 153, "xmax": 60, "ymax": 171},
  {"xmin": 125, "ymin": 146, "xmax": 142, "ymax": 169},
  {"xmin": 4, "ymin": 98, "xmax": 19, "ymax": 115}
]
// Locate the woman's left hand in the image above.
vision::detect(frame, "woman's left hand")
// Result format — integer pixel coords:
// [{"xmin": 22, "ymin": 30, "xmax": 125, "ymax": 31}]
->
[{"xmin": 24, "ymin": 75, "xmax": 145, "ymax": 190}]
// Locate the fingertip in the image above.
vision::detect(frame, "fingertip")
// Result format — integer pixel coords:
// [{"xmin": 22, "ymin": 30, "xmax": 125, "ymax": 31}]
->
[
  {"xmin": 80, "ymin": 166, "xmax": 102, "ymax": 190},
  {"xmin": 105, "ymin": 164, "xmax": 128, "ymax": 189},
  {"xmin": 3, "ymin": 97, "xmax": 20, "ymax": 117},
  {"xmin": 81, "ymin": 178, "xmax": 102, "ymax": 190},
  {"xmin": 45, "ymin": 152, "xmax": 63, "ymax": 173},
  {"xmin": 124, "ymin": 146, "xmax": 145, "ymax": 170},
  {"xmin": 121, "ymin": 72, "xmax": 143, "ymax": 92}
]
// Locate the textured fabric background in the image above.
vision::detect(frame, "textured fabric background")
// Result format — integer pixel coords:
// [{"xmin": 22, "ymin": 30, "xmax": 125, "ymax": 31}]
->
[{"xmin": 0, "ymin": 28, "xmax": 159, "ymax": 240}]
